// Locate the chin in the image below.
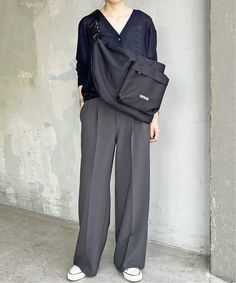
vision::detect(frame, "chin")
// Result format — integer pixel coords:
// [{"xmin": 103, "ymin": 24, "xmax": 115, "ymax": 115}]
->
[{"xmin": 106, "ymin": 0, "xmax": 124, "ymax": 4}]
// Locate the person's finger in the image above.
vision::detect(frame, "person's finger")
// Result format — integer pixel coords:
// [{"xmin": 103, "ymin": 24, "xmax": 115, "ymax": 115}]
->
[
  {"xmin": 150, "ymin": 126, "xmax": 155, "ymax": 140},
  {"xmin": 150, "ymin": 127, "xmax": 159, "ymax": 142}
]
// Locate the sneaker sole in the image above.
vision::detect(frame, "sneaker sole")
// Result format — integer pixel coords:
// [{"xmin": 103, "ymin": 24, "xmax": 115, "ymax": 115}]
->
[
  {"xmin": 123, "ymin": 271, "xmax": 142, "ymax": 282},
  {"xmin": 67, "ymin": 271, "xmax": 86, "ymax": 281}
]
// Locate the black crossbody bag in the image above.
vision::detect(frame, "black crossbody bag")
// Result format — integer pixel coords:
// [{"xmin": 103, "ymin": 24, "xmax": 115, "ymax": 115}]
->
[{"xmin": 88, "ymin": 12, "xmax": 170, "ymax": 123}]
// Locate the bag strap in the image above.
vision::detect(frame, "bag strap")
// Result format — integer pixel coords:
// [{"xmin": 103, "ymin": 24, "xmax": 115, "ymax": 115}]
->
[{"xmin": 88, "ymin": 11, "xmax": 100, "ymax": 41}]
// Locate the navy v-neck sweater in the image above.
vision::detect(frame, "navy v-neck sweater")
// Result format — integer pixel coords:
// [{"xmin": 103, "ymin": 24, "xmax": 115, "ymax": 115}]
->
[{"xmin": 76, "ymin": 9, "xmax": 158, "ymax": 101}]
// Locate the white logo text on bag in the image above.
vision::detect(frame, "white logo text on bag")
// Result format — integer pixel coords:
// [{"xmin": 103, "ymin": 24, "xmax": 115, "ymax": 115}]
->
[{"xmin": 139, "ymin": 94, "xmax": 149, "ymax": 101}]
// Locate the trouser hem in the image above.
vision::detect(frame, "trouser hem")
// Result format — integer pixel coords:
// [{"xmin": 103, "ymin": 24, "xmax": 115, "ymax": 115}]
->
[
  {"xmin": 113, "ymin": 261, "xmax": 145, "ymax": 273},
  {"xmin": 72, "ymin": 260, "xmax": 98, "ymax": 277}
]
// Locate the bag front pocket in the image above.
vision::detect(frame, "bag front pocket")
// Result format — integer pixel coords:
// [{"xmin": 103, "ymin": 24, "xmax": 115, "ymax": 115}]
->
[{"xmin": 118, "ymin": 61, "xmax": 169, "ymax": 114}]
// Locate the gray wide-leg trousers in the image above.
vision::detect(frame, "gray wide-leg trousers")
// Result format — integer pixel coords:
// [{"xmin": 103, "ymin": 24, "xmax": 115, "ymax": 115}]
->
[{"xmin": 73, "ymin": 97, "xmax": 150, "ymax": 277}]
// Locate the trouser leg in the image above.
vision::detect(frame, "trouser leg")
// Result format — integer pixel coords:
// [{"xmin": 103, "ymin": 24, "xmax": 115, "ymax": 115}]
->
[
  {"xmin": 113, "ymin": 110, "xmax": 150, "ymax": 272},
  {"xmin": 73, "ymin": 97, "xmax": 116, "ymax": 277}
]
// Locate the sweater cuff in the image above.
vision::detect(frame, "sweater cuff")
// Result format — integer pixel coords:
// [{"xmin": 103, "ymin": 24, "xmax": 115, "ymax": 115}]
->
[{"xmin": 77, "ymin": 74, "xmax": 87, "ymax": 87}]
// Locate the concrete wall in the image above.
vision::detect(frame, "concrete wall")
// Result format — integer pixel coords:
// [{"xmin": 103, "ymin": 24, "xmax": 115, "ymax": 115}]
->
[
  {"xmin": 0, "ymin": 0, "xmax": 210, "ymax": 254},
  {"xmin": 210, "ymin": 0, "xmax": 236, "ymax": 282}
]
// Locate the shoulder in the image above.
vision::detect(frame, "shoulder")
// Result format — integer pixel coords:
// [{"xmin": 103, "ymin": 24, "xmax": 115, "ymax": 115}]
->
[
  {"xmin": 78, "ymin": 9, "xmax": 98, "ymax": 29},
  {"xmin": 134, "ymin": 9, "xmax": 155, "ymax": 25}
]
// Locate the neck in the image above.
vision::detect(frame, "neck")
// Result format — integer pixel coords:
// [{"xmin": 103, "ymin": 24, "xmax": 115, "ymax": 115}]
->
[{"xmin": 102, "ymin": 1, "xmax": 130, "ymax": 17}]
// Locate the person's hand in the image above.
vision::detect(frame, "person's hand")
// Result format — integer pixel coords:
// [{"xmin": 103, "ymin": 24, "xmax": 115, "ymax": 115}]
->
[
  {"xmin": 80, "ymin": 101, "xmax": 84, "ymax": 110},
  {"xmin": 78, "ymin": 86, "xmax": 84, "ymax": 110},
  {"xmin": 79, "ymin": 97, "xmax": 84, "ymax": 110},
  {"xmin": 150, "ymin": 111, "xmax": 160, "ymax": 143}
]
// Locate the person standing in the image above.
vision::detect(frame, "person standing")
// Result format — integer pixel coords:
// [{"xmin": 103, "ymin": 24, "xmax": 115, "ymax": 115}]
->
[{"xmin": 67, "ymin": 1, "xmax": 160, "ymax": 282}]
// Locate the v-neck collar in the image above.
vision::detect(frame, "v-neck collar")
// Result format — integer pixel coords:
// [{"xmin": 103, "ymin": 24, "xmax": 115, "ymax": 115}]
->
[{"xmin": 97, "ymin": 8, "xmax": 136, "ymax": 37}]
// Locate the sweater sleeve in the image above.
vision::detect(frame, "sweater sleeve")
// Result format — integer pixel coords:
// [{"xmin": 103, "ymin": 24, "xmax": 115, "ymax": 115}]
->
[
  {"xmin": 146, "ymin": 18, "xmax": 160, "ymax": 115},
  {"xmin": 76, "ymin": 19, "xmax": 90, "ymax": 87},
  {"xmin": 146, "ymin": 18, "xmax": 158, "ymax": 61}
]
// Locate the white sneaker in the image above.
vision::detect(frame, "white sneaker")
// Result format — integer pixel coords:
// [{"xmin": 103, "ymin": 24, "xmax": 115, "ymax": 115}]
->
[
  {"xmin": 123, "ymin": 267, "xmax": 142, "ymax": 282},
  {"xmin": 67, "ymin": 265, "xmax": 86, "ymax": 281}
]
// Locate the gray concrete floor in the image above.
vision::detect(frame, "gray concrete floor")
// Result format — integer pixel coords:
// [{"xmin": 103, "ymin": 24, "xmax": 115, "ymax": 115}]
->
[{"xmin": 0, "ymin": 204, "xmax": 226, "ymax": 283}]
